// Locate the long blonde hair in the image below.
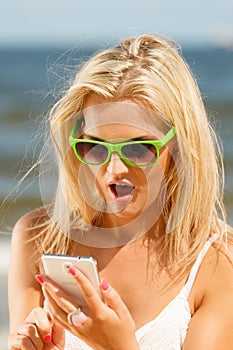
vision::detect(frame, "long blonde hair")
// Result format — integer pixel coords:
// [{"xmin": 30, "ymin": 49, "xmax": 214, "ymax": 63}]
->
[{"xmin": 30, "ymin": 34, "xmax": 231, "ymax": 275}]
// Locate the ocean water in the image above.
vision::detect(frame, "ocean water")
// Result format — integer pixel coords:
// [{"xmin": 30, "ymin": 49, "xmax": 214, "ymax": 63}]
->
[{"xmin": 0, "ymin": 45, "xmax": 233, "ymax": 230}]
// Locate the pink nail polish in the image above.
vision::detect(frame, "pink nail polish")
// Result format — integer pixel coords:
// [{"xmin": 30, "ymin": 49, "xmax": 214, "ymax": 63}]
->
[
  {"xmin": 43, "ymin": 333, "xmax": 52, "ymax": 343},
  {"xmin": 100, "ymin": 278, "xmax": 109, "ymax": 291},
  {"xmin": 35, "ymin": 274, "xmax": 44, "ymax": 285},
  {"xmin": 67, "ymin": 266, "xmax": 76, "ymax": 276}
]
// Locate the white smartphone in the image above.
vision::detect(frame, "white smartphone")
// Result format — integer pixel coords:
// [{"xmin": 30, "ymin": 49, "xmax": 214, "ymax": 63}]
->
[{"xmin": 42, "ymin": 254, "xmax": 100, "ymax": 310}]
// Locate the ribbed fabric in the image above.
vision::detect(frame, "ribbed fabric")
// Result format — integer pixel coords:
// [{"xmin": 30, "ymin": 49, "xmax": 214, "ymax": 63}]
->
[{"xmin": 65, "ymin": 234, "xmax": 218, "ymax": 349}]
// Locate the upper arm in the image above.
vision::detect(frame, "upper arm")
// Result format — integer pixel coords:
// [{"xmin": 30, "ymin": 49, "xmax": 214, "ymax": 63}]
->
[
  {"xmin": 183, "ymin": 248, "xmax": 233, "ymax": 349},
  {"xmin": 8, "ymin": 211, "xmax": 44, "ymax": 332}
]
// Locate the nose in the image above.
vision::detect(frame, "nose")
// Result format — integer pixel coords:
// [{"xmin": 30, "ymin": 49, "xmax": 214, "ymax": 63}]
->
[{"xmin": 106, "ymin": 152, "xmax": 129, "ymax": 175}]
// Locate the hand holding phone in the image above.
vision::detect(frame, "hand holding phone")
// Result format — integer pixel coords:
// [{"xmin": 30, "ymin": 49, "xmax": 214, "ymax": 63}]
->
[{"xmin": 42, "ymin": 254, "xmax": 100, "ymax": 309}]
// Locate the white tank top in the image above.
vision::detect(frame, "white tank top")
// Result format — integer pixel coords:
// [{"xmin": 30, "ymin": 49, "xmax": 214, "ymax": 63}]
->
[{"xmin": 64, "ymin": 234, "xmax": 218, "ymax": 350}]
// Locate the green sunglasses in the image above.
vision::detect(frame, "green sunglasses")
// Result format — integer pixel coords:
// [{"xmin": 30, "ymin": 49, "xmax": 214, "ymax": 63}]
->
[{"xmin": 69, "ymin": 125, "xmax": 176, "ymax": 167}]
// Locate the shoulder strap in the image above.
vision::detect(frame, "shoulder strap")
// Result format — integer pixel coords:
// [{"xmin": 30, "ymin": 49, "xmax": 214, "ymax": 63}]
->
[{"xmin": 182, "ymin": 234, "xmax": 218, "ymax": 299}]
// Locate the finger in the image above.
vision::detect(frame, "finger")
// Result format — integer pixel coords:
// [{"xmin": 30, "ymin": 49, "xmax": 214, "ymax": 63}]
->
[
  {"xmin": 37, "ymin": 273, "xmax": 80, "ymax": 312},
  {"xmin": 43, "ymin": 286, "xmax": 91, "ymax": 333},
  {"xmin": 8, "ymin": 331, "xmax": 38, "ymax": 350},
  {"xmin": 99, "ymin": 279, "xmax": 132, "ymax": 319},
  {"xmin": 42, "ymin": 286, "xmax": 70, "ymax": 328},
  {"xmin": 67, "ymin": 266, "xmax": 103, "ymax": 315},
  {"xmin": 42, "ymin": 281, "xmax": 79, "ymax": 315},
  {"xmin": 43, "ymin": 286, "xmax": 86, "ymax": 329},
  {"xmin": 24, "ymin": 307, "xmax": 52, "ymax": 344}
]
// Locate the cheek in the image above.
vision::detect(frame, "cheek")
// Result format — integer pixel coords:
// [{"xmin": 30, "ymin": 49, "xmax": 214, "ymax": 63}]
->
[
  {"xmin": 142, "ymin": 155, "xmax": 171, "ymax": 209},
  {"xmin": 93, "ymin": 166, "xmax": 108, "ymax": 198},
  {"xmin": 94, "ymin": 165, "xmax": 105, "ymax": 183},
  {"xmin": 76, "ymin": 163, "xmax": 106, "ymax": 208},
  {"xmin": 159, "ymin": 148, "xmax": 172, "ymax": 174}
]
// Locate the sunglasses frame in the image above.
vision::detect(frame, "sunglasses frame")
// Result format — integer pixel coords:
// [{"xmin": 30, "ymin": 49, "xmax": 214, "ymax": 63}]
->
[{"xmin": 69, "ymin": 124, "xmax": 176, "ymax": 167}]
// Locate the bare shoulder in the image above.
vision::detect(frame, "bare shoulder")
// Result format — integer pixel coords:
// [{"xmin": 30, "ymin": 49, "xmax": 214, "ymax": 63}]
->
[
  {"xmin": 194, "ymin": 237, "xmax": 233, "ymax": 304},
  {"xmin": 11, "ymin": 207, "xmax": 49, "ymax": 266},
  {"xmin": 13, "ymin": 206, "xmax": 48, "ymax": 232},
  {"xmin": 207, "ymin": 238, "xmax": 233, "ymax": 300},
  {"xmin": 184, "ymin": 238, "xmax": 233, "ymax": 349},
  {"xmin": 9, "ymin": 208, "xmax": 48, "ymax": 330},
  {"xmin": 206, "ymin": 237, "xmax": 233, "ymax": 289}
]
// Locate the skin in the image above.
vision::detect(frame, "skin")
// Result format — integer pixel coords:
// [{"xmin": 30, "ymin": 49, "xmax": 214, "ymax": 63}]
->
[
  {"xmin": 8, "ymin": 96, "xmax": 233, "ymax": 349},
  {"xmin": 85, "ymin": 123, "xmax": 167, "ymax": 227}
]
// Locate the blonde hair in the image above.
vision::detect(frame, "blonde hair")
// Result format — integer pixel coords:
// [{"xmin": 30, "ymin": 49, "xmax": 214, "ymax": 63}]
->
[{"xmin": 30, "ymin": 34, "xmax": 232, "ymax": 277}]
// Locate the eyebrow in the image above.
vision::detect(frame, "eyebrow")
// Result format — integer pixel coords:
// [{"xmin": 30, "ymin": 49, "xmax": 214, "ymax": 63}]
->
[{"xmin": 83, "ymin": 134, "xmax": 157, "ymax": 142}]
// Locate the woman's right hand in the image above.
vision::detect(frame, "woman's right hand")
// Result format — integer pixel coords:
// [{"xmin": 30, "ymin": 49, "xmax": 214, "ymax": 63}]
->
[{"xmin": 8, "ymin": 307, "xmax": 65, "ymax": 350}]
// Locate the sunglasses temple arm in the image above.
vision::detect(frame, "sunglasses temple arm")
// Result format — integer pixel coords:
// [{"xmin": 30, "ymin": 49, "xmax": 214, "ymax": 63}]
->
[
  {"xmin": 161, "ymin": 127, "xmax": 176, "ymax": 146},
  {"xmin": 69, "ymin": 116, "xmax": 84, "ymax": 144}
]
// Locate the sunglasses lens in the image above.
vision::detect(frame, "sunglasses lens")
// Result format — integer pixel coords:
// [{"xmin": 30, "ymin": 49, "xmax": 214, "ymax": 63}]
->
[
  {"xmin": 74, "ymin": 141, "xmax": 158, "ymax": 166},
  {"xmin": 75, "ymin": 142, "xmax": 108, "ymax": 164},
  {"xmin": 122, "ymin": 143, "xmax": 157, "ymax": 165}
]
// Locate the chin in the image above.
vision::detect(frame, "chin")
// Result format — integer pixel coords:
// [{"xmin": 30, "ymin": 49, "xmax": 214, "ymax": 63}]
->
[{"xmin": 106, "ymin": 200, "xmax": 145, "ymax": 223}]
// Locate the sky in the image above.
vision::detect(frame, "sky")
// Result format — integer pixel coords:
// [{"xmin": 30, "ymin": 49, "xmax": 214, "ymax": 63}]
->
[{"xmin": 1, "ymin": 0, "xmax": 233, "ymax": 48}]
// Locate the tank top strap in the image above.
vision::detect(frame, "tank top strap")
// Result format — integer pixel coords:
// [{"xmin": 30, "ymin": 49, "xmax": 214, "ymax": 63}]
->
[{"xmin": 182, "ymin": 233, "xmax": 219, "ymax": 299}]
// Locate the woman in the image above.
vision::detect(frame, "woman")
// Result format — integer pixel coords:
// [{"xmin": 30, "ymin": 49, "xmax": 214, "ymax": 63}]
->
[{"xmin": 8, "ymin": 34, "xmax": 233, "ymax": 349}]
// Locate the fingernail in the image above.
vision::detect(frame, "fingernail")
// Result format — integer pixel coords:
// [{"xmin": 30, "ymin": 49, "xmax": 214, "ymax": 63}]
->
[
  {"xmin": 35, "ymin": 274, "xmax": 44, "ymax": 285},
  {"xmin": 72, "ymin": 312, "xmax": 87, "ymax": 327},
  {"xmin": 67, "ymin": 266, "xmax": 76, "ymax": 276},
  {"xmin": 43, "ymin": 333, "xmax": 52, "ymax": 343},
  {"xmin": 100, "ymin": 278, "xmax": 109, "ymax": 291}
]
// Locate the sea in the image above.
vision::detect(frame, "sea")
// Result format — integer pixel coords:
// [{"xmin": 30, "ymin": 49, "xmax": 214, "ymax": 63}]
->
[{"xmin": 0, "ymin": 43, "xmax": 233, "ymax": 348}]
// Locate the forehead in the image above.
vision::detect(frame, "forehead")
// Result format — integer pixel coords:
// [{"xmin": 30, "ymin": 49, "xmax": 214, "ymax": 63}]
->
[
  {"xmin": 81, "ymin": 99, "xmax": 170, "ymax": 139},
  {"xmin": 84, "ymin": 123, "xmax": 152, "ymax": 141}
]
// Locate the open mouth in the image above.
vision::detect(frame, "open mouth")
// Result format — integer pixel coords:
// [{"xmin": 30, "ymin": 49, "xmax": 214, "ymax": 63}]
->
[{"xmin": 109, "ymin": 182, "xmax": 135, "ymax": 203}]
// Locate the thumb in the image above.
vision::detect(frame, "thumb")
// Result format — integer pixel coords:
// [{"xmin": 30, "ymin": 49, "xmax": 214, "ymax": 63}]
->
[{"xmin": 100, "ymin": 279, "xmax": 131, "ymax": 320}]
